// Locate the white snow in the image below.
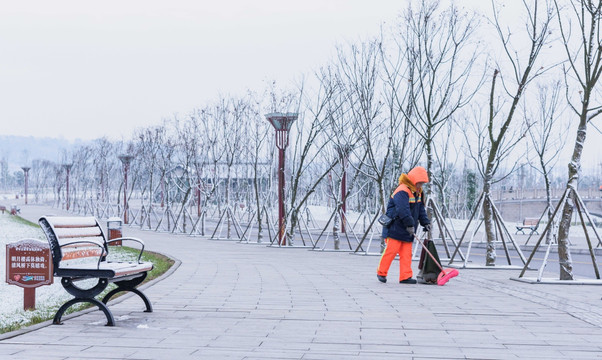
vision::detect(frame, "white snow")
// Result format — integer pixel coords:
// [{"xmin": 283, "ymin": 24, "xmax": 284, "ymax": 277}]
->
[{"xmin": 0, "ymin": 213, "xmax": 73, "ymax": 331}]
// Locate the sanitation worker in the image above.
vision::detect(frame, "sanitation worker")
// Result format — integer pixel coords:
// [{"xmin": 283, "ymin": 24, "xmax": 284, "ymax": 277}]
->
[{"xmin": 377, "ymin": 166, "xmax": 431, "ymax": 284}]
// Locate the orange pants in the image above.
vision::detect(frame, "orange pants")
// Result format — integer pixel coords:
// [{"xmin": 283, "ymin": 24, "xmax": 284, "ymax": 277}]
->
[{"xmin": 377, "ymin": 238, "xmax": 413, "ymax": 281}]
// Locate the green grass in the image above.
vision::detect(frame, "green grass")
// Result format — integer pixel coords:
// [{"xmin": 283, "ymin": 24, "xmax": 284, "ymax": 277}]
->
[
  {"xmin": 7, "ymin": 214, "xmax": 38, "ymax": 227},
  {"xmin": 111, "ymin": 245, "xmax": 176, "ymax": 282}
]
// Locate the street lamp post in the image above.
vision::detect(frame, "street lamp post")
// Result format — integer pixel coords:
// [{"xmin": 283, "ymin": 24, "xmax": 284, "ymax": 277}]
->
[
  {"xmin": 21, "ymin": 167, "xmax": 30, "ymax": 205},
  {"xmin": 62, "ymin": 164, "xmax": 72, "ymax": 210},
  {"xmin": 118, "ymin": 155, "xmax": 134, "ymax": 224},
  {"xmin": 266, "ymin": 112, "xmax": 298, "ymax": 246}
]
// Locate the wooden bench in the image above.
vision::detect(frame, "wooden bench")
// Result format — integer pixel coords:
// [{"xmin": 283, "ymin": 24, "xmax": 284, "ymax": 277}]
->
[
  {"xmin": 516, "ymin": 217, "xmax": 540, "ymax": 235},
  {"xmin": 38, "ymin": 216, "xmax": 154, "ymax": 326}
]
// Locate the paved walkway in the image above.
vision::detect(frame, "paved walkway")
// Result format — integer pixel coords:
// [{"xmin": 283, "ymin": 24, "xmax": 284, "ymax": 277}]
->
[{"xmin": 1, "ymin": 204, "xmax": 602, "ymax": 359}]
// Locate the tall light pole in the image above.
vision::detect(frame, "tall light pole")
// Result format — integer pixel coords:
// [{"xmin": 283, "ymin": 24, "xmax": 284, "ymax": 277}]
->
[
  {"xmin": 118, "ymin": 155, "xmax": 134, "ymax": 224},
  {"xmin": 266, "ymin": 112, "xmax": 298, "ymax": 246},
  {"xmin": 21, "ymin": 167, "xmax": 30, "ymax": 205},
  {"xmin": 62, "ymin": 164, "xmax": 72, "ymax": 210}
]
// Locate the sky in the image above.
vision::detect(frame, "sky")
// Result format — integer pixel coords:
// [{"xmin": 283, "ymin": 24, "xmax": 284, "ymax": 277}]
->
[
  {"xmin": 0, "ymin": 0, "xmax": 600, "ymax": 171},
  {"xmin": 0, "ymin": 0, "xmax": 405, "ymax": 141}
]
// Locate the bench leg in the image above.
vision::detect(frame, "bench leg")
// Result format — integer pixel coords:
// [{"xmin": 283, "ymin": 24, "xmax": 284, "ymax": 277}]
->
[
  {"xmin": 56, "ymin": 277, "xmax": 115, "ymax": 325},
  {"xmin": 61, "ymin": 277, "xmax": 108, "ymax": 298},
  {"xmin": 103, "ymin": 287, "xmax": 153, "ymax": 313},
  {"xmin": 54, "ymin": 297, "xmax": 115, "ymax": 326},
  {"xmin": 102, "ymin": 273, "xmax": 153, "ymax": 312}
]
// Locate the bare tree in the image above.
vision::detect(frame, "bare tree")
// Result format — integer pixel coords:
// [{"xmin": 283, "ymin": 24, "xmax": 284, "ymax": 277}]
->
[
  {"xmin": 134, "ymin": 125, "xmax": 168, "ymax": 221},
  {"xmin": 378, "ymin": 33, "xmax": 420, "ymax": 191},
  {"xmin": 397, "ymin": 0, "xmax": 483, "ymax": 202},
  {"xmin": 92, "ymin": 137, "xmax": 119, "ymax": 204},
  {"xmin": 198, "ymin": 104, "xmax": 226, "ymax": 211},
  {"xmin": 431, "ymin": 120, "xmax": 463, "ymax": 217},
  {"xmin": 157, "ymin": 123, "xmax": 177, "ymax": 212},
  {"xmin": 246, "ymin": 87, "xmax": 273, "ymax": 243},
  {"xmin": 70, "ymin": 144, "xmax": 94, "ymax": 211},
  {"xmin": 338, "ymin": 39, "xmax": 402, "ymax": 215},
  {"xmin": 525, "ymin": 81, "xmax": 568, "ymax": 243},
  {"xmin": 467, "ymin": 0, "xmax": 553, "ymax": 265},
  {"xmin": 172, "ymin": 115, "xmax": 202, "ymax": 232},
  {"xmin": 554, "ymin": 0, "xmax": 602, "ymax": 279},
  {"xmin": 30, "ymin": 159, "xmax": 54, "ymax": 203},
  {"xmin": 285, "ymin": 79, "xmax": 339, "ymax": 243}
]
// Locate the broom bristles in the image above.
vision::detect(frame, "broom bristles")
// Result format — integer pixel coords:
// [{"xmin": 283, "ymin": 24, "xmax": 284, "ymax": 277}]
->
[{"xmin": 437, "ymin": 268, "xmax": 459, "ymax": 286}]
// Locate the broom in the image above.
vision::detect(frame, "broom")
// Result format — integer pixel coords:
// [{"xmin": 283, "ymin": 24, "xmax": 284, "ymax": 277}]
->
[{"xmin": 413, "ymin": 233, "xmax": 459, "ymax": 286}]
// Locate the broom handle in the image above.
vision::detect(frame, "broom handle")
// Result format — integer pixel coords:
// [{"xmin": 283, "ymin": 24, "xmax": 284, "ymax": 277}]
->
[{"xmin": 413, "ymin": 233, "xmax": 445, "ymax": 273}]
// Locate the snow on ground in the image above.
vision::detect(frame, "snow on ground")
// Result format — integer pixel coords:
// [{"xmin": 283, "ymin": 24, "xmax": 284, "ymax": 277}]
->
[{"xmin": 0, "ymin": 213, "xmax": 73, "ymax": 331}]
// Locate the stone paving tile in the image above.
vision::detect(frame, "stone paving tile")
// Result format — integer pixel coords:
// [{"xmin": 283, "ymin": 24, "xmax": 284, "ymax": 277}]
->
[
  {"xmin": 155, "ymin": 334, "xmax": 218, "ymax": 347},
  {"xmin": 460, "ymin": 347, "xmax": 521, "ymax": 360},
  {"xmin": 1, "ymin": 354, "xmax": 69, "ymax": 360},
  {"xmin": 192, "ymin": 347, "xmax": 302, "ymax": 359},
  {"xmin": 559, "ymin": 350, "xmax": 602, "ymax": 359},
  {"xmin": 321, "ymin": 352, "xmax": 416, "ymax": 360},
  {"xmin": 409, "ymin": 343, "xmax": 467, "ymax": 357},
  {"xmin": 5, "ymin": 343, "xmax": 115, "ymax": 359},
  {"xmin": 121, "ymin": 346, "xmax": 206, "ymax": 359}
]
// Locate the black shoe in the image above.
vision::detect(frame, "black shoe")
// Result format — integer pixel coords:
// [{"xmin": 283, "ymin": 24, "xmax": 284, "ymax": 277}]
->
[
  {"xmin": 377, "ymin": 275, "xmax": 387, "ymax": 283},
  {"xmin": 400, "ymin": 278, "xmax": 417, "ymax": 284}
]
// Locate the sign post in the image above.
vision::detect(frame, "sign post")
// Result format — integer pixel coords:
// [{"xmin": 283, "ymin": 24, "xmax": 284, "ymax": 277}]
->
[{"xmin": 6, "ymin": 239, "xmax": 53, "ymax": 310}]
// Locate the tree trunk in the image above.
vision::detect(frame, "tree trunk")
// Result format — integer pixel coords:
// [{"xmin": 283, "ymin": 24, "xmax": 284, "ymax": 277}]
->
[
  {"xmin": 378, "ymin": 178, "xmax": 387, "ymax": 253},
  {"xmin": 556, "ymin": 120, "xmax": 587, "ymax": 280},
  {"xmin": 544, "ymin": 171, "xmax": 553, "ymax": 244},
  {"xmin": 557, "ymin": 197, "xmax": 575, "ymax": 279},
  {"xmin": 482, "ymin": 180, "xmax": 497, "ymax": 266},
  {"xmin": 425, "ymin": 137, "xmax": 434, "ymax": 227},
  {"xmin": 253, "ymin": 173, "xmax": 263, "ymax": 244},
  {"xmin": 333, "ymin": 210, "xmax": 340, "ymax": 250}
]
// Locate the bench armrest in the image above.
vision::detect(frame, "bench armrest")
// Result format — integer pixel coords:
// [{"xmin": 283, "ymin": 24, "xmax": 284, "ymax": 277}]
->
[{"xmin": 107, "ymin": 237, "xmax": 146, "ymax": 263}]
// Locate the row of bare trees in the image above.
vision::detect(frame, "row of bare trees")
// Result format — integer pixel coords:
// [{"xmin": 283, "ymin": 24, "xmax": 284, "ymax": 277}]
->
[{"xmin": 11, "ymin": 1, "xmax": 602, "ymax": 278}]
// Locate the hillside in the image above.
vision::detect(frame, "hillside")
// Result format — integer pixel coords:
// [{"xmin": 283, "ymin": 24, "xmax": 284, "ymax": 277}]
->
[{"xmin": 0, "ymin": 135, "xmax": 88, "ymax": 171}]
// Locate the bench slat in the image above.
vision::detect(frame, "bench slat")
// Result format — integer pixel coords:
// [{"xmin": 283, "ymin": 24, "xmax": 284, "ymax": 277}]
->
[
  {"xmin": 45, "ymin": 216, "xmax": 98, "ymax": 228},
  {"xmin": 54, "ymin": 227, "xmax": 103, "ymax": 238},
  {"xmin": 61, "ymin": 248, "xmax": 104, "ymax": 261},
  {"xmin": 57, "ymin": 261, "xmax": 153, "ymax": 278},
  {"xmin": 59, "ymin": 237, "xmax": 105, "ymax": 248},
  {"xmin": 106, "ymin": 262, "xmax": 154, "ymax": 277}
]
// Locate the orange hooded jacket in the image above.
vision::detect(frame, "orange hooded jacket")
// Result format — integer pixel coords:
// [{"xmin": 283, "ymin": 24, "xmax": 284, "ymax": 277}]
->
[{"xmin": 383, "ymin": 166, "xmax": 430, "ymax": 242}]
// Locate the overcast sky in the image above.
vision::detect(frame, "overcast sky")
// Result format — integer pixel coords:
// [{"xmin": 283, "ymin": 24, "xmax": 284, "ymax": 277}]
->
[
  {"xmin": 0, "ymin": 0, "xmax": 409, "ymax": 141},
  {"xmin": 1, "ymin": 1, "xmax": 601, "ymax": 170}
]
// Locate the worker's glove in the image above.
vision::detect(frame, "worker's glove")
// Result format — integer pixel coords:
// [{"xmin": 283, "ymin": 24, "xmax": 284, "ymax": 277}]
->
[
  {"xmin": 406, "ymin": 226, "xmax": 415, "ymax": 236},
  {"xmin": 423, "ymin": 224, "xmax": 432, "ymax": 233}
]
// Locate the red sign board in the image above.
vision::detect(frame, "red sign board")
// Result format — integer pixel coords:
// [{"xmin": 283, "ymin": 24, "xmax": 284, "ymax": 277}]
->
[{"xmin": 6, "ymin": 238, "xmax": 53, "ymax": 288}]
